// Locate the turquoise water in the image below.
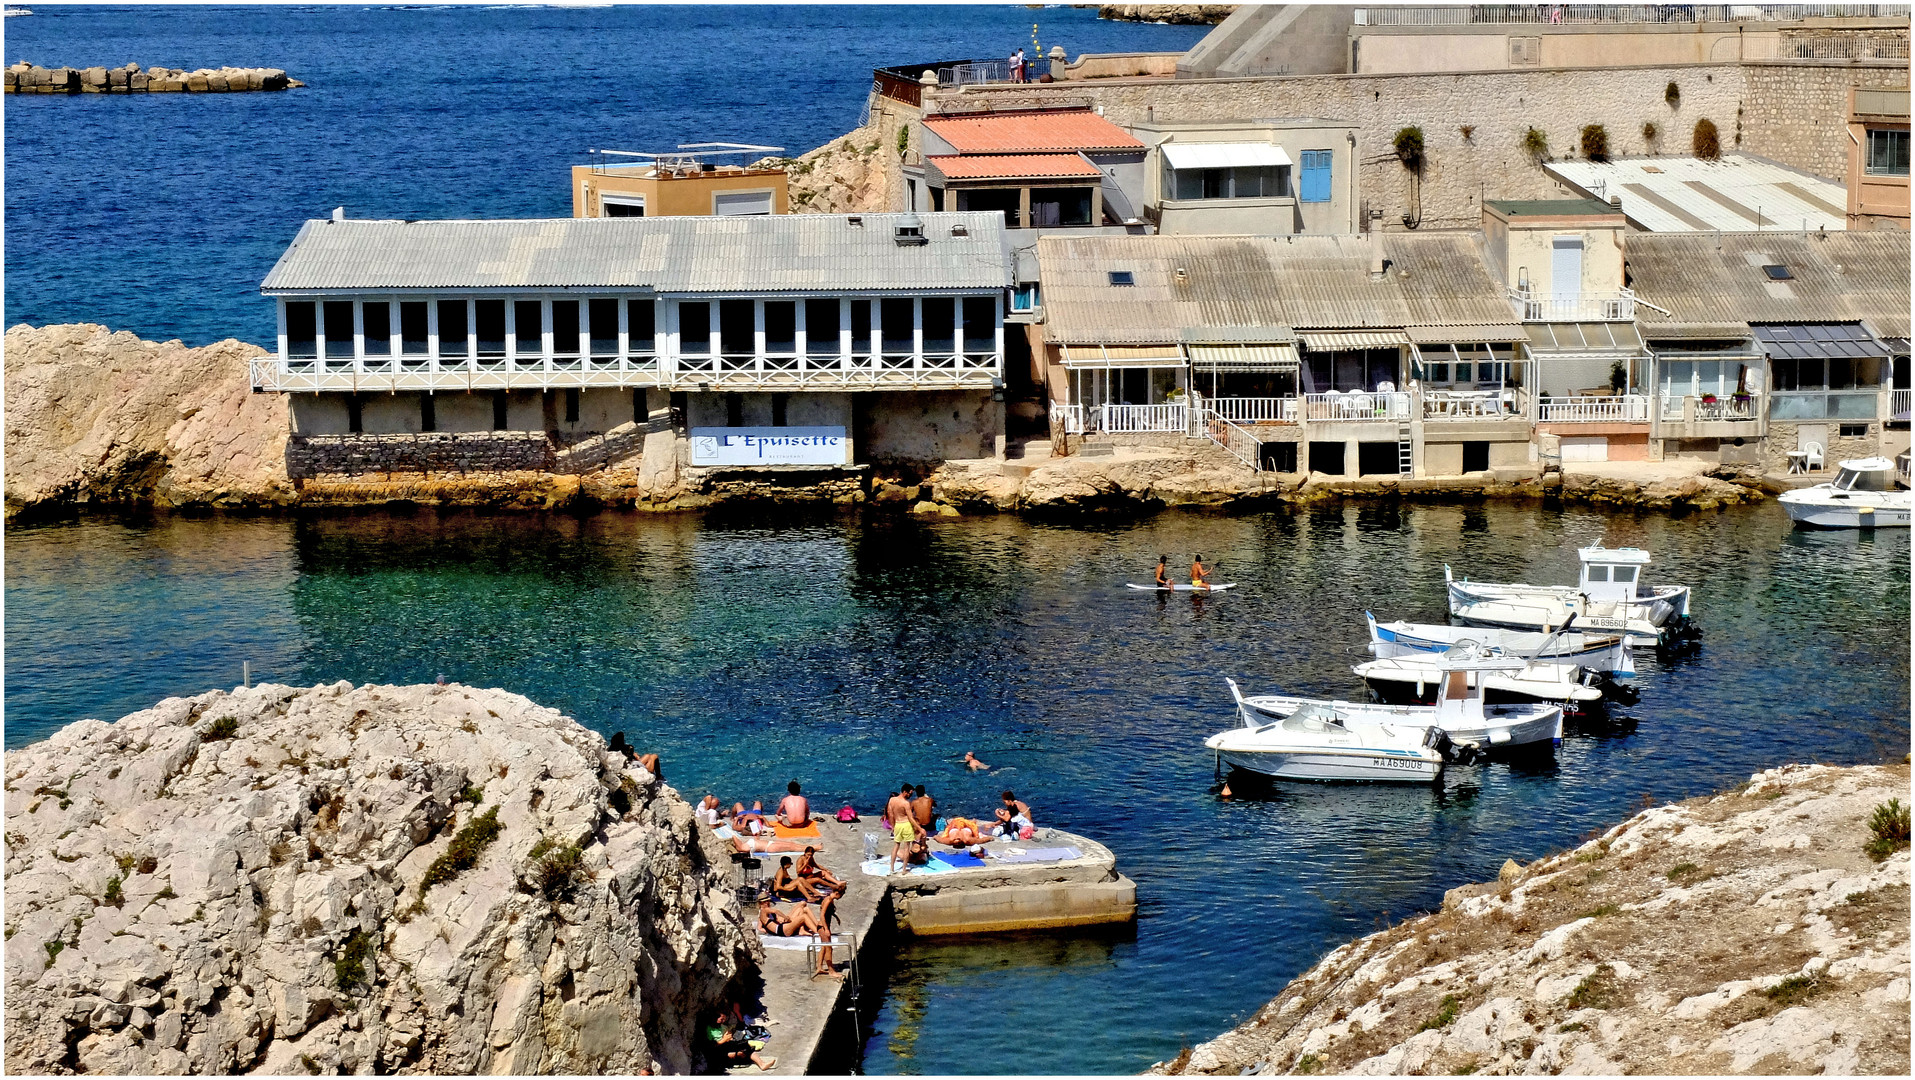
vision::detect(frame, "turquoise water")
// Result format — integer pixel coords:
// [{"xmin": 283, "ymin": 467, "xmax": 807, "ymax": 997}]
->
[{"xmin": 6, "ymin": 502, "xmax": 1908, "ymax": 1072}]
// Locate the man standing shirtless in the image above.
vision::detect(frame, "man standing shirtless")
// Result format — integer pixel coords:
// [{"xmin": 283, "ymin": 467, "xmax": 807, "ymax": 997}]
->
[
  {"xmin": 886, "ymin": 783, "xmax": 917, "ymax": 872},
  {"xmin": 910, "ymin": 785, "xmax": 936, "ymax": 833}
]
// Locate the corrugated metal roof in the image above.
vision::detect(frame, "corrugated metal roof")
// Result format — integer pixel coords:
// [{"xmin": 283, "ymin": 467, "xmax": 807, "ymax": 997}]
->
[
  {"xmin": 926, "ymin": 154, "xmax": 1102, "ymax": 181},
  {"xmin": 923, "ymin": 109, "xmax": 1145, "ymax": 153},
  {"xmin": 260, "ymin": 213, "xmax": 1012, "ymax": 293},
  {"xmin": 1751, "ymin": 322, "xmax": 1886, "ymax": 360},
  {"xmin": 1545, "ymin": 156, "xmax": 1849, "ymax": 233},
  {"xmin": 1625, "ymin": 231, "xmax": 1910, "ymax": 336},
  {"xmin": 1161, "ymin": 142, "xmax": 1292, "ymax": 170},
  {"xmin": 1405, "ymin": 323, "xmax": 1527, "ymax": 344},
  {"xmin": 1036, "ymin": 233, "xmax": 1516, "ymax": 344}
]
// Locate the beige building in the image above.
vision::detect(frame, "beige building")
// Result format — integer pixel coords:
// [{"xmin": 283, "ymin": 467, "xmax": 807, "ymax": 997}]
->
[
  {"xmin": 1847, "ymin": 86, "xmax": 1910, "ymax": 230},
  {"xmin": 572, "ymin": 146, "xmax": 788, "ymax": 219},
  {"xmin": 1127, "ymin": 118, "xmax": 1362, "ymax": 236}
]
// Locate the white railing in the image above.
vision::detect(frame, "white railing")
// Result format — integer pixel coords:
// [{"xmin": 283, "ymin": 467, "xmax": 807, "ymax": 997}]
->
[
  {"xmin": 1356, "ymin": 5, "xmax": 1904, "ymax": 26},
  {"xmin": 1302, "ymin": 391, "xmax": 1411, "ymax": 422},
  {"xmin": 1507, "ymin": 287, "xmax": 1636, "ymax": 322},
  {"xmin": 256, "ymin": 350, "xmax": 1001, "ymax": 393},
  {"xmin": 1196, "ymin": 408, "xmax": 1264, "ymax": 471},
  {"xmin": 1051, "ymin": 403, "xmax": 1088, "ymax": 435},
  {"xmin": 1786, "ymin": 36, "xmax": 1910, "ymax": 60},
  {"xmin": 1892, "ymin": 388, "xmax": 1911, "ymax": 420},
  {"xmin": 1422, "ymin": 389, "xmax": 1517, "ymax": 420},
  {"xmin": 1538, "ymin": 394, "xmax": 1650, "ymax": 423},
  {"xmin": 1207, "ymin": 396, "xmax": 1299, "ymax": 423},
  {"xmin": 1100, "ymin": 403, "xmax": 1189, "ymax": 433},
  {"xmin": 1658, "ymin": 393, "xmax": 1763, "ymax": 421}
]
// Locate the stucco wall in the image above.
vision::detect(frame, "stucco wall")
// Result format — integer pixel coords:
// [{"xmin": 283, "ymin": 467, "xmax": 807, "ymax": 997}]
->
[
  {"xmin": 859, "ymin": 389, "xmax": 1000, "ymax": 464},
  {"xmin": 684, "ymin": 391, "xmax": 853, "ymax": 430},
  {"xmin": 1502, "ymin": 221, "xmax": 1627, "ymax": 298},
  {"xmin": 930, "ymin": 60, "xmax": 1901, "ymax": 233}
]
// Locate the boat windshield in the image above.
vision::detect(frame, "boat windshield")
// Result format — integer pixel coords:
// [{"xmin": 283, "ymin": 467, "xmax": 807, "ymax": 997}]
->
[{"xmin": 1282, "ymin": 704, "xmax": 1342, "ymax": 734}]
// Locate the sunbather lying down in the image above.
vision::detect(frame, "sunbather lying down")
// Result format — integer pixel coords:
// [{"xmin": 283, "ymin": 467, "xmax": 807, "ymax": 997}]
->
[
  {"xmin": 730, "ymin": 835, "xmax": 814, "ymax": 854},
  {"xmin": 933, "ymin": 817, "xmax": 993, "ymax": 847}
]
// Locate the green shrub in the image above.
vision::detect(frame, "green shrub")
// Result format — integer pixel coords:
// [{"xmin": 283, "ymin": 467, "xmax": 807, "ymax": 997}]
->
[
  {"xmin": 1565, "ymin": 965, "xmax": 1619, "ymax": 1010},
  {"xmin": 457, "ymin": 782, "xmax": 485, "ymax": 806},
  {"xmin": 1763, "ymin": 974, "xmax": 1822, "ymax": 1008},
  {"xmin": 1417, "ymin": 993, "xmax": 1461, "ymax": 1032},
  {"xmin": 1693, "ymin": 118, "xmax": 1720, "ymax": 160},
  {"xmin": 528, "ymin": 837, "xmax": 586, "ymax": 902},
  {"xmin": 1583, "ymin": 903, "xmax": 1621, "ymax": 919},
  {"xmin": 203, "ymin": 716, "xmax": 239, "ymax": 741},
  {"xmin": 333, "ymin": 928, "xmax": 377, "ymax": 992},
  {"xmin": 43, "ymin": 939, "xmax": 64, "ymax": 966},
  {"xmin": 103, "ymin": 875, "xmax": 123, "ymax": 908},
  {"xmin": 1580, "ymin": 124, "xmax": 1610, "ymax": 162},
  {"xmin": 1866, "ymin": 798, "xmax": 1910, "ymax": 861},
  {"xmin": 1296, "ymin": 1053, "xmax": 1323, "ymax": 1074},
  {"xmin": 1609, "ymin": 360, "xmax": 1627, "ymax": 393},
  {"xmin": 895, "ymin": 126, "xmax": 909, "ymax": 157},
  {"xmin": 1393, "ymin": 126, "xmax": 1425, "ymax": 172},
  {"xmin": 1522, "ymin": 127, "xmax": 1549, "ymax": 162},
  {"xmin": 419, "ymin": 806, "xmax": 503, "ymax": 893},
  {"xmin": 1666, "ymin": 862, "xmax": 1699, "ymax": 881}
]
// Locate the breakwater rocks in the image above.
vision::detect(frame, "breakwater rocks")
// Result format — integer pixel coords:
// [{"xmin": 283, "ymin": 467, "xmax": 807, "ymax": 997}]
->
[
  {"xmin": 1153, "ymin": 762, "xmax": 1911, "ymax": 1076},
  {"xmin": 3, "ymin": 681, "xmax": 757, "ymax": 1075},
  {"xmin": 1098, "ymin": 4, "xmax": 1238, "ymax": 24},
  {"xmin": 5, "ymin": 61, "xmax": 302, "ymax": 93}
]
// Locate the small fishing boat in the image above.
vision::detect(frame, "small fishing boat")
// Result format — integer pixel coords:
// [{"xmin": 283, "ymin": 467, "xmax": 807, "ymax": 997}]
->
[
  {"xmin": 1365, "ymin": 613, "xmax": 1634, "ymax": 676},
  {"xmin": 1778, "ymin": 457, "xmax": 1912, "ymax": 529},
  {"xmin": 1354, "ymin": 652, "xmax": 1607, "ymax": 711},
  {"xmin": 1207, "ymin": 683, "xmax": 1446, "ymax": 783},
  {"xmin": 1446, "ymin": 545, "xmax": 1695, "ymax": 649},
  {"xmin": 1127, "ymin": 582, "xmax": 1237, "ymax": 593}
]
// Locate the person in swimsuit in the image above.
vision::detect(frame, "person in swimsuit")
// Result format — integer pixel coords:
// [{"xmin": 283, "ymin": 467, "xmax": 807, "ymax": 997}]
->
[
  {"xmin": 729, "ymin": 834, "xmax": 813, "ymax": 855},
  {"xmin": 1154, "ymin": 555, "xmax": 1172, "ymax": 589},
  {"xmin": 935, "ymin": 817, "xmax": 989, "ymax": 847},
  {"xmin": 963, "ymin": 750, "xmax": 989, "ymax": 771},
  {"xmin": 1191, "ymin": 555, "xmax": 1213, "ymax": 592},
  {"xmin": 796, "ymin": 846, "xmax": 846, "ymax": 896},
  {"xmin": 777, "ymin": 780, "xmax": 811, "ymax": 828},
  {"xmin": 889, "ymin": 814, "xmax": 919, "ymax": 873},
  {"xmin": 771, "ymin": 856, "xmax": 821, "ymax": 902},
  {"xmin": 884, "ymin": 783, "xmax": 913, "ymax": 829},
  {"xmin": 910, "ymin": 785, "xmax": 936, "ymax": 833}
]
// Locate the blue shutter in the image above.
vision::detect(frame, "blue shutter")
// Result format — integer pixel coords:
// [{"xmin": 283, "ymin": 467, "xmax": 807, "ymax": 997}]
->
[{"xmin": 1300, "ymin": 151, "xmax": 1332, "ymax": 203}]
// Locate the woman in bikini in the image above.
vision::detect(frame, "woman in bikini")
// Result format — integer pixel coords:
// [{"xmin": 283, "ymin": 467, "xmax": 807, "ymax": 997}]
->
[
  {"xmin": 771, "ymin": 856, "xmax": 822, "ymax": 902},
  {"xmin": 795, "ymin": 847, "xmax": 846, "ymax": 897},
  {"xmin": 934, "ymin": 817, "xmax": 990, "ymax": 847},
  {"xmin": 757, "ymin": 900, "xmax": 843, "ymax": 981}
]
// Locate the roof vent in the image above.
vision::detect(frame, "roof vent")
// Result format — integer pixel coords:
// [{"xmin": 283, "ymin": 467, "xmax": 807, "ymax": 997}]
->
[
  {"xmin": 1174, "ymin": 267, "xmax": 1188, "ymax": 282},
  {"xmin": 894, "ymin": 212, "xmax": 928, "ymax": 246},
  {"xmin": 1763, "ymin": 264, "xmax": 1793, "ymax": 280},
  {"xmin": 332, "ymin": 206, "xmax": 346, "ymax": 223},
  {"xmin": 1108, "ymin": 270, "xmax": 1135, "ymax": 286},
  {"xmin": 951, "ymin": 223, "xmax": 969, "ymax": 237},
  {"xmin": 848, "ymin": 215, "xmax": 864, "ymax": 227}
]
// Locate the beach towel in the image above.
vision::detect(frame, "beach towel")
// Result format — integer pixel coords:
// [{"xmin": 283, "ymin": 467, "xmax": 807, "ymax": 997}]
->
[
  {"xmin": 931, "ymin": 851, "xmax": 986, "ymax": 869},
  {"xmin": 713, "ymin": 825, "xmax": 738, "ymax": 840},
  {"xmin": 991, "ymin": 846, "xmax": 1082, "ymax": 865},
  {"xmin": 759, "ymin": 933, "xmax": 846, "ymax": 951},
  {"xmin": 858, "ymin": 857, "xmax": 956, "ymax": 877},
  {"xmin": 771, "ymin": 821, "xmax": 823, "ymax": 840}
]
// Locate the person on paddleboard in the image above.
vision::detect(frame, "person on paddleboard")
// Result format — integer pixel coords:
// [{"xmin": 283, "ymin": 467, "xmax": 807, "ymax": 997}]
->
[
  {"xmin": 1191, "ymin": 555, "xmax": 1214, "ymax": 592},
  {"xmin": 1153, "ymin": 555, "xmax": 1172, "ymax": 589}
]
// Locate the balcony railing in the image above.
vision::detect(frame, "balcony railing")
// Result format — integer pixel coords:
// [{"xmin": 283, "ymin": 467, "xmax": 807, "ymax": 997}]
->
[
  {"xmin": 1206, "ymin": 396, "xmax": 1299, "ymax": 423},
  {"xmin": 1891, "ymin": 388, "xmax": 1911, "ymax": 422},
  {"xmin": 1049, "ymin": 402, "xmax": 1191, "ymax": 435},
  {"xmin": 1302, "ymin": 391, "xmax": 1411, "ymax": 422},
  {"xmin": 1658, "ymin": 393, "xmax": 1761, "ymax": 421},
  {"xmin": 1196, "ymin": 408, "xmax": 1265, "ymax": 472},
  {"xmin": 256, "ymin": 348, "xmax": 1001, "ymax": 393},
  {"xmin": 1507, "ymin": 287, "xmax": 1637, "ymax": 322},
  {"xmin": 1538, "ymin": 394, "xmax": 1650, "ymax": 423},
  {"xmin": 1424, "ymin": 389, "xmax": 1522, "ymax": 420}
]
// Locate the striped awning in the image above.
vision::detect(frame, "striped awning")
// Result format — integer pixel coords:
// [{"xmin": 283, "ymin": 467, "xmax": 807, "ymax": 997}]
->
[
  {"xmin": 1059, "ymin": 343, "xmax": 1187, "ymax": 368},
  {"xmin": 1299, "ymin": 329, "xmax": 1411, "ymax": 351},
  {"xmin": 1405, "ymin": 323, "xmax": 1527, "ymax": 345},
  {"xmin": 1188, "ymin": 342, "xmax": 1300, "ymax": 371}
]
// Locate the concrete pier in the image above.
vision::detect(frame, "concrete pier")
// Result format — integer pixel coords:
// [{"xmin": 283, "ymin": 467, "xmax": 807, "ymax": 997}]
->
[{"xmin": 705, "ymin": 818, "xmax": 1135, "ymax": 1074}]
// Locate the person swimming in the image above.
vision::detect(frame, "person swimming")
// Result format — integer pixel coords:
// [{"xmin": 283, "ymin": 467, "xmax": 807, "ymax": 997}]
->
[{"xmin": 1154, "ymin": 555, "xmax": 1172, "ymax": 589}]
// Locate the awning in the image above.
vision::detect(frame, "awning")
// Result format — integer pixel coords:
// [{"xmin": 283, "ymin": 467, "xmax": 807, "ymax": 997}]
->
[
  {"xmin": 1161, "ymin": 142, "xmax": 1293, "ymax": 171},
  {"xmin": 1060, "ymin": 343, "xmax": 1186, "ymax": 368},
  {"xmin": 1525, "ymin": 322, "xmax": 1646, "ymax": 355},
  {"xmin": 1405, "ymin": 323, "xmax": 1527, "ymax": 345},
  {"xmin": 1299, "ymin": 329, "xmax": 1411, "ymax": 351},
  {"xmin": 1188, "ymin": 342, "xmax": 1300, "ymax": 372},
  {"xmin": 1751, "ymin": 322, "xmax": 1888, "ymax": 361},
  {"xmin": 1182, "ymin": 325, "xmax": 1296, "ymax": 345}
]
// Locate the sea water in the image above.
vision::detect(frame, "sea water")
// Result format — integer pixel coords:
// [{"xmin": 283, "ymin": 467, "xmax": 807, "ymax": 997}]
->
[
  {"xmin": 7, "ymin": 502, "xmax": 1909, "ymax": 1072},
  {"xmin": 3, "ymin": 4, "xmax": 1208, "ymax": 345}
]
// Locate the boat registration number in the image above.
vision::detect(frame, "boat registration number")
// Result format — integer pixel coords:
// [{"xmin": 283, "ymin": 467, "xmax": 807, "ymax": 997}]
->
[
  {"xmin": 1372, "ymin": 756, "xmax": 1427, "ymax": 770},
  {"xmin": 1578, "ymin": 616, "xmax": 1627, "ymax": 629}
]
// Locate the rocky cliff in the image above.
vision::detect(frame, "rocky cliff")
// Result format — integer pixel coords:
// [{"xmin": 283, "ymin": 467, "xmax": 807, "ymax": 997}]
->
[
  {"xmin": 1153, "ymin": 762, "xmax": 1911, "ymax": 1076},
  {"xmin": 4, "ymin": 323, "xmax": 294, "ymax": 515},
  {"xmin": 3, "ymin": 682, "xmax": 757, "ymax": 1075},
  {"xmin": 757, "ymin": 126, "xmax": 896, "ymax": 215}
]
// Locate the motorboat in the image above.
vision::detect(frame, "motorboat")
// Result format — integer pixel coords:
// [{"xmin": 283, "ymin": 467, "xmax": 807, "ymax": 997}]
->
[
  {"xmin": 1778, "ymin": 457, "xmax": 1912, "ymax": 529},
  {"xmin": 1206, "ymin": 688, "xmax": 1447, "ymax": 783},
  {"xmin": 1446, "ymin": 546, "xmax": 1695, "ymax": 649},
  {"xmin": 1354, "ymin": 652, "xmax": 1607, "ymax": 712},
  {"xmin": 1365, "ymin": 612, "xmax": 1634, "ymax": 676}
]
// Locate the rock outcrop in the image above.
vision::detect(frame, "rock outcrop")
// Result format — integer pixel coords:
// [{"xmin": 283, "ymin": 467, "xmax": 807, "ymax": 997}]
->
[
  {"xmin": 1153, "ymin": 762, "xmax": 1911, "ymax": 1076},
  {"xmin": 1098, "ymin": 4, "xmax": 1238, "ymax": 24},
  {"xmin": 4, "ymin": 682, "xmax": 757, "ymax": 1075},
  {"xmin": 4, "ymin": 323, "xmax": 294, "ymax": 515},
  {"xmin": 756, "ymin": 126, "xmax": 896, "ymax": 215}
]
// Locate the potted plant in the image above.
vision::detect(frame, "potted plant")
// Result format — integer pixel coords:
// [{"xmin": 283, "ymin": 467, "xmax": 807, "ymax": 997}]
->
[{"xmin": 1701, "ymin": 393, "xmax": 1719, "ymax": 405}]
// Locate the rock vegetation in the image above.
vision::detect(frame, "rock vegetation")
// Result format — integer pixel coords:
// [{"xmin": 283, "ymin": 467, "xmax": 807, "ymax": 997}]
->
[
  {"xmin": 3, "ymin": 681, "xmax": 757, "ymax": 1075},
  {"xmin": 5, "ymin": 61, "xmax": 302, "ymax": 93},
  {"xmin": 1152, "ymin": 762, "xmax": 1911, "ymax": 1076}
]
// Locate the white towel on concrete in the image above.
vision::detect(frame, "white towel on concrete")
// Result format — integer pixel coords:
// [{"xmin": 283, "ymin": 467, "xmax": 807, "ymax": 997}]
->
[{"xmin": 858, "ymin": 857, "xmax": 955, "ymax": 877}]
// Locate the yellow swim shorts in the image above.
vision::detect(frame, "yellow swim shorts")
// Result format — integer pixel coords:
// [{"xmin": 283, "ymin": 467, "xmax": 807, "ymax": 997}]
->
[{"xmin": 893, "ymin": 819, "xmax": 914, "ymax": 843}]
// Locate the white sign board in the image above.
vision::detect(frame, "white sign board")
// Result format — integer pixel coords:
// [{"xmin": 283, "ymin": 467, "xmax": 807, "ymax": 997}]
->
[{"xmin": 689, "ymin": 427, "xmax": 849, "ymax": 467}]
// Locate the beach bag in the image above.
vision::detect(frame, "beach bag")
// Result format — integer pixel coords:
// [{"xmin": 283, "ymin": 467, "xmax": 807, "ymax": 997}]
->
[
  {"xmin": 1019, "ymin": 825, "xmax": 1035, "ymax": 840},
  {"xmin": 836, "ymin": 805, "xmax": 859, "ymax": 823}
]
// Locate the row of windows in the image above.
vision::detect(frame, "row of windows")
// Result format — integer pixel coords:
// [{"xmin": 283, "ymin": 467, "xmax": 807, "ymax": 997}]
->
[
  {"xmin": 283, "ymin": 296, "xmax": 1000, "ymax": 360},
  {"xmin": 1161, "ymin": 152, "xmax": 1334, "ymax": 203}
]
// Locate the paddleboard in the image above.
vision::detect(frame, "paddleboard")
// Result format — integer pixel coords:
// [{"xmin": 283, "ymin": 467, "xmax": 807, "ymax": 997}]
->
[{"xmin": 1126, "ymin": 583, "xmax": 1237, "ymax": 592}]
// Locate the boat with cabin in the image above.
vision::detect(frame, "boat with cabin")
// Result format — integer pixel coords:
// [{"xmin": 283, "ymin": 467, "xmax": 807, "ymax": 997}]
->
[
  {"xmin": 1777, "ymin": 457, "xmax": 1912, "ymax": 529},
  {"xmin": 1206, "ymin": 683, "xmax": 1447, "ymax": 783},
  {"xmin": 1445, "ymin": 546, "xmax": 1695, "ymax": 649},
  {"xmin": 1353, "ymin": 651, "xmax": 1607, "ymax": 712}
]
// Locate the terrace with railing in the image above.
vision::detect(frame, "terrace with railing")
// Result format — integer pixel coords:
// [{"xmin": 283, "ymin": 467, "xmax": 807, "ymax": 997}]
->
[
  {"xmin": 1538, "ymin": 394, "xmax": 1651, "ymax": 423},
  {"xmin": 1507, "ymin": 287, "xmax": 1638, "ymax": 323},
  {"xmin": 1892, "ymin": 387, "xmax": 1912, "ymax": 424},
  {"xmin": 1301, "ymin": 391, "xmax": 1412, "ymax": 422}
]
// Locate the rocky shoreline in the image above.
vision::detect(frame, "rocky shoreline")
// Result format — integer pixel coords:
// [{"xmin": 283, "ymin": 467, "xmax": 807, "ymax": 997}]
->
[
  {"xmin": 1152, "ymin": 762, "xmax": 1911, "ymax": 1076},
  {"xmin": 4, "ymin": 323, "xmax": 1769, "ymax": 520},
  {"xmin": 5, "ymin": 62, "xmax": 302, "ymax": 93},
  {"xmin": 3, "ymin": 681, "xmax": 756, "ymax": 1075}
]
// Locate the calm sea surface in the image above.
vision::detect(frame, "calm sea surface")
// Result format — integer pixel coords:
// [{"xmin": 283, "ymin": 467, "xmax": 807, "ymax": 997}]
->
[
  {"xmin": 6, "ymin": 502, "xmax": 1909, "ymax": 1072},
  {"xmin": 2, "ymin": 4, "xmax": 1207, "ymax": 345}
]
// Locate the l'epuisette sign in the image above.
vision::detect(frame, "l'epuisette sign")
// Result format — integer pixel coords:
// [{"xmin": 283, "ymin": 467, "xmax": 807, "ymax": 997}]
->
[{"xmin": 689, "ymin": 427, "xmax": 850, "ymax": 467}]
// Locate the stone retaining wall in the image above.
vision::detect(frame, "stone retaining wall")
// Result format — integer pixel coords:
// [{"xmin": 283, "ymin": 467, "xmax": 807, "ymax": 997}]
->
[
  {"xmin": 4, "ymin": 61, "xmax": 301, "ymax": 94},
  {"xmin": 286, "ymin": 432, "xmax": 552, "ymax": 479}
]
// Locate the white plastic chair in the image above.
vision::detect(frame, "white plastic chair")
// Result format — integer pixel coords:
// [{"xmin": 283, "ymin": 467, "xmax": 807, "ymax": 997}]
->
[
  {"xmin": 1377, "ymin": 380, "xmax": 1397, "ymax": 394},
  {"xmin": 1344, "ymin": 392, "xmax": 1373, "ymax": 417},
  {"xmin": 1499, "ymin": 389, "xmax": 1516, "ymax": 415},
  {"xmin": 1803, "ymin": 441, "xmax": 1825, "ymax": 471}
]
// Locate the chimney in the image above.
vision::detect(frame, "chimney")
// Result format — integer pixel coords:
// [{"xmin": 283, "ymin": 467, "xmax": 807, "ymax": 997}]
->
[
  {"xmin": 1609, "ymin": 194, "xmax": 1622, "ymax": 209},
  {"xmin": 1368, "ymin": 234, "xmax": 1387, "ymax": 280},
  {"xmin": 332, "ymin": 206, "xmax": 346, "ymax": 222}
]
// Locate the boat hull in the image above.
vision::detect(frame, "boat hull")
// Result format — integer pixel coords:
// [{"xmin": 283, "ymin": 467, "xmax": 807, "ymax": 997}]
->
[
  {"xmin": 1361, "ymin": 671, "xmax": 1605, "ymax": 715},
  {"xmin": 1368, "ymin": 619, "xmax": 1633, "ymax": 675},
  {"xmin": 1446, "ymin": 583, "xmax": 1688, "ymax": 649},
  {"xmin": 1239, "ymin": 695, "xmax": 1563, "ymax": 752},
  {"xmin": 1778, "ymin": 493, "xmax": 1912, "ymax": 529},
  {"xmin": 1214, "ymin": 746, "xmax": 1442, "ymax": 783}
]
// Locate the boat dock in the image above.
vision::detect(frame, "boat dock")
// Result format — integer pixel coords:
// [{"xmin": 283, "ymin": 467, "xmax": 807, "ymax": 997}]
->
[{"xmin": 705, "ymin": 817, "xmax": 1135, "ymax": 1074}]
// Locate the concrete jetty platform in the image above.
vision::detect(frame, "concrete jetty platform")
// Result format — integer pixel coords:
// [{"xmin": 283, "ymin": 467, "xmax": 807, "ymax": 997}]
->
[{"xmin": 705, "ymin": 817, "xmax": 1135, "ymax": 1073}]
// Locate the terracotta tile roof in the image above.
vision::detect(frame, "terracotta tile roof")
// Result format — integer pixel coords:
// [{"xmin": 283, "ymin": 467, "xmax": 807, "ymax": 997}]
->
[
  {"xmin": 926, "ymin": 154, "xmax": 1103, "ymax": 181},
  {"xmin": 923, "ymin": 109, "xmax": 1145, "ymax": 153}
]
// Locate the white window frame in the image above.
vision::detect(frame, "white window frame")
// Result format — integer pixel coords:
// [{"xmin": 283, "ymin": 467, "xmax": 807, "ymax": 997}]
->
[
  {"xmin": 712, "ymin": 188, "xmax": 776, "ymax": 216},
  {"xmin": 599, "ymin": 193, "xmax": 646, "ymax": 217}
]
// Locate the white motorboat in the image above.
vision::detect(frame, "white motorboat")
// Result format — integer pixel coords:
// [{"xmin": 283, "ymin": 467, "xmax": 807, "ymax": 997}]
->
[
  {"xmin": 1365, "ymin": 612, "xmax": 1634, "ymax": 676},
  {"xmin": 1207, "ymin": 681, "xmax": 1446, "ymax": 782},
  {"xmin": 1446, "ymin": 546, "xmax": 1695, "ymax": 649},
  {"xmin": 1778, "ymin": 457, "xmax": 1912, "ymax": 529},
  {"xmin": 1354, "ymin": 652, "xmax": 1606, "ymax": 711}
]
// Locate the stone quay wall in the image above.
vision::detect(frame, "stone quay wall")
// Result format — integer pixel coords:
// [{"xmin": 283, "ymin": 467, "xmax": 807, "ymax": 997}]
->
[
  {"xmin": 926, "ymin": 57, "xmax": 1905, "ymax": 232},
  {"xmin": 285, "ymin": 432, "xmax": 553, "ymax": 480},
  {"xmin": 5, "ymin": 61, "xmax": 302, "ymax": 94}
]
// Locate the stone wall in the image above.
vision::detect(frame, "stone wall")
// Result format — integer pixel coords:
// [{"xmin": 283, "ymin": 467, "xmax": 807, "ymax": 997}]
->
[
  {"xmin": 286, "ymin": 432, "xmax": 554, "ymax": 479},
  {"xmin": 4, "ymin": 61, "xmax": 300, "ymax": 93},
  {"xmin": 926, "ymin": 58, "xmax": 1903, "ymax": 231}
]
